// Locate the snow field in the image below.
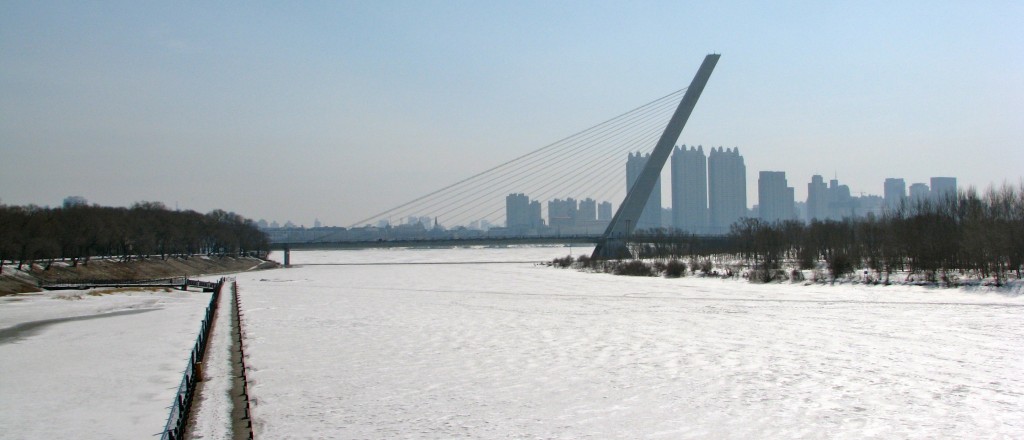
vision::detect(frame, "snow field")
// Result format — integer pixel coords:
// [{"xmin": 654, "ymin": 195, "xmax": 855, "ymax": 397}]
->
[
  {"xmin": 236, "ymin": 247, "xmax": 1024, "ymax": 438},
  {"xmin": 0, "ymin": 288, "xmax": 213, "ymax": 439}
]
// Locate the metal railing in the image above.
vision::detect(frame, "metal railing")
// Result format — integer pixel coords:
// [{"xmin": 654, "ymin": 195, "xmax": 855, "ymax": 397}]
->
[
  {"xmin": 40, "ymin": 276, "xmax": 187, "ymax": 290},
  {"xmin": 39, "ymin": 277, "xmax": 221, "ymax": 292},
  {"xmin": 234, "ymin": 281, "xmax": 256, "ymax": 439},
  {"xmin": 160, "ymin": 277, "xmax": 226, "ymax": 440}
]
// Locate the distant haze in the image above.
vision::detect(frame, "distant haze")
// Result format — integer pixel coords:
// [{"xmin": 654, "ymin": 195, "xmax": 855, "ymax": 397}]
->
[{"xmin": 2, "ymin": 2, "xmax": 1021, "ymax": 227}]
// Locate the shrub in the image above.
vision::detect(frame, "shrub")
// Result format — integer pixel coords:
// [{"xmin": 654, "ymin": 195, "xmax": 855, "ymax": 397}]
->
[
  {"xmin": 827, "ymin": 253, "xmax": 855, "ymax": 281},
  {"xmin": 751, "ymin": 267, "xmax": 787, "ymax": 283},
  {"xmin": 652, "ymin": 261, "xmax": 667, "ymax": 273},
  {"xmin": 612, "ymin": 260, "xmax": 655, "ymax": 276},
  {"xmin": 550, "ymin": 255, "xmax": 574, "ymax": 268},
  {"xmin": 663, "ymin": 259, "xmax": 687, "ymax": 278},
  {"xmin": 797, "ymin": 248, "xmax": 817, "ymax": 270},
  {"xmin": 699, "ymin": 259, "xmax": 714, "ymax": 275},
  {"xmin": 689, "ymin": 259, "xmax": 713, "ymax": 275}
]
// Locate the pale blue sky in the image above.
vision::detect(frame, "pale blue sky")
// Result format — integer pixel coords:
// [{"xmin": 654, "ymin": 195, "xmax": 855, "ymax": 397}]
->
[{"xmin": 2, "ymin": 1, "xmax": 1021, "ymax": 226}]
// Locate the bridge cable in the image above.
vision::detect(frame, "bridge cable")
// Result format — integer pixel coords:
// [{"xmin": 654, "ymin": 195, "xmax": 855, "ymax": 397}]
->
[{"xmin": 346, "ymin": 87, "xmax": 686, "ymax": 229}]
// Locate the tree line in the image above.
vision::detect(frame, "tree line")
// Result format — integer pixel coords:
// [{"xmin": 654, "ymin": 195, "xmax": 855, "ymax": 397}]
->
[
  {"xmin": 0, "ymin": 200, "xmax": 270, "ymax": 270},
  {"xmin": 622, "ymin": 184, "xmax": 1024, "ymax": 286}
]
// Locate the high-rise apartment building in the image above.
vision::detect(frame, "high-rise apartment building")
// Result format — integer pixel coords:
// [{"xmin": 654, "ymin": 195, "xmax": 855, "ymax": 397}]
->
[
  {"xmin": 506, "ymin": 193, "xmax": 530, "ymax": 228},
  {"xmin": 530, "ymin": 201, "xmax": 542, "ymax": 228},
  {"xmin": 883, "ymin": 178, "xmax": 906, "ymax": 210},
  {"xmin": 807, "ymin": 175, "xmax": 858, "ymax": 221},
  {"xmin": 626, "ymin": 152, "xmax": 663, "ymax": 230},
  {"xmin": 758, "ymin": 171, "xmax": 795, "ymax": 222},
  {"xmin": 909, "ymin": 183, "xmax": 930, "ymax": 205},
  {"xmin": 670, "ymin": 145, "xmax": 708, "ymax": 233},
  {"xmin": 707, "ymin": 147, "xmax": 746, "ymax": 234},
  {"xmin": 806, "ymin": 175, "xmax": 828, "ymax": 221},
  {"xmin": 827, "ymin": 179, "xmax": 854, "ymax": 219},
  {"xmin": 598, "ymin": 201, "xmax": 613, "ymax": 221},
  {"xmin": 930, "ymin": 177, "xmax": 957, "ymax": 201},
  {"xmin": 505, "ymin": 193, "xmax": 542, "ymax": 231},
  {"xmin": 547, "ymin": 198, "xmax": 578, "ymax": 229},
  {"xmin": 578, "ymin": 198, "xmax": 597, "ymax": 222}
]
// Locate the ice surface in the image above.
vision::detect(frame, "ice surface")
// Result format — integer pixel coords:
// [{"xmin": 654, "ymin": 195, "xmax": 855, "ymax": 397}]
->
[
  {"xmin": 0, "ymin": 288, "xmax": 212, "ymax": 439},
  {"xmin": 236, "ymin": 247, "xmax": 1024, "ymax": 438}
]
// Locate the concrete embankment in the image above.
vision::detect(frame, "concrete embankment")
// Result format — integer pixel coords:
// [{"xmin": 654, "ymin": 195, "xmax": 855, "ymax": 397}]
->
[
  {"xmin": 181, "ymin": 279, "xmax": 253, "ymax": 440},
  {"xmin": 0, "ymin": 256, "xmax": 278, "ymax": 295},
  {"xmin": 183, "ymin": 280, "xmax": 254, "ymax": 440}
]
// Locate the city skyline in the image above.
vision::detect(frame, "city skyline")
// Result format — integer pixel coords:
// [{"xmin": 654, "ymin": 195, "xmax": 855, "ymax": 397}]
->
[
  {"xmin": 2, "ymin": 2, "xmax": 1020, "ymax": 226},
  {"xmin": 262, "ymin": 146, "xmax": 961, "ymax": 232}
]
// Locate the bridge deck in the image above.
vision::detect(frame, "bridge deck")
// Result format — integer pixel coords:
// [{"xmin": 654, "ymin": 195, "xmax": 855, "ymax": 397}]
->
[{"xmin": 272, "ymin": 236, "xmax": 601, "ymax": 250}]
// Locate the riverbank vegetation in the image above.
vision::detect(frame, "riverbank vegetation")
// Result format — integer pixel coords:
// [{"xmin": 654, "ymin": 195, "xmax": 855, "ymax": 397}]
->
[
  {"xmin": 0, "ymin": 201, "xmax": 270, "ymax": 271},
  {"xmin": 553, "ymin": 184, "xmax": 1024, "ymax": 287}
]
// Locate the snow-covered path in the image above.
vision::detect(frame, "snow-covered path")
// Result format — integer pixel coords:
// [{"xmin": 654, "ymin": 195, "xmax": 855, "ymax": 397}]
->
[
  {"xmin": 0, "ymin": 288, "xmax": 211, "ymax": 439},
  {"xmin": 236, "ymin": 247, "xmax": 1024, "ymax": 438},
  {"xmin": 188, "ymin": 279, "xmax": 235, "ymax": 439}
]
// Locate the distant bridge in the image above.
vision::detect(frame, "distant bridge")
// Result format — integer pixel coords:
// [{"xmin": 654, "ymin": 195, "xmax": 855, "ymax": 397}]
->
[
  {"xmin": 272, "ymin": 232, "xmax": 734, "ymax": 253},
  {"xmin": 271, "ymin": 233, "xmax": 733, "ymax": 266},
  {"xmin": 271, "ymin": 235, "xmax": 601, "ymax": 251}
]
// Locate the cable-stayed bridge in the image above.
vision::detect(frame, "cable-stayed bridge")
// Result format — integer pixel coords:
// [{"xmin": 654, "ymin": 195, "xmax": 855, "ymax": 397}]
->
[{"xmin": 275, "ymin": 54, "xmax": 720, "ymax": 259}]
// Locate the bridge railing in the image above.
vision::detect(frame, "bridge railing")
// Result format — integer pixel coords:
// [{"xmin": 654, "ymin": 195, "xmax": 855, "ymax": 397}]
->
[{"xmin": 160, "ymin": 277, "xmax": 226, "ymax": 440}]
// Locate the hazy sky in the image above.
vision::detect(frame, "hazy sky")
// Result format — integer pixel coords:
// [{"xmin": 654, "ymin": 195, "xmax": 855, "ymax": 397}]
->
[{"xmin": 2, "ymin": 1, "xmax": 1021, "ymax": 226}]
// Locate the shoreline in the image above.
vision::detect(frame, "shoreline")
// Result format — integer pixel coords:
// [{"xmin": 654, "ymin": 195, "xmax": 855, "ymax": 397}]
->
[{"xmin": 0, "ymin": 255, "xmax": 279, "ymax": 296}]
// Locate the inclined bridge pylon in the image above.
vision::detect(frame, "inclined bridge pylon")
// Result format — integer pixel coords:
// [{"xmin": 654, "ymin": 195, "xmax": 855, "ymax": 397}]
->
[{"xmin": 592, "ymin": 54, "xmax": 721, "ymax": 259}]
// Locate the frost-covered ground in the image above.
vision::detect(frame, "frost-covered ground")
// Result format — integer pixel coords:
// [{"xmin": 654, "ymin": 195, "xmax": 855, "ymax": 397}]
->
[
  {"xmin": 0, "ymin": 288, "xmax": 212, "ymax": 439},
  {"xmin": 238, "ymin": 247, "xmax": 1024, "ymax": 438}
]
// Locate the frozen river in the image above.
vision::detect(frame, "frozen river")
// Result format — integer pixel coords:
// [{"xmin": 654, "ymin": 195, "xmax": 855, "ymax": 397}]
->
[
  {"xmin": 0, "ymin": 288, "xmax": 212, "ymax": 439},
  {"xmin": 237, "ymin": 247, "xmax": 1024, "ymax": 438}
]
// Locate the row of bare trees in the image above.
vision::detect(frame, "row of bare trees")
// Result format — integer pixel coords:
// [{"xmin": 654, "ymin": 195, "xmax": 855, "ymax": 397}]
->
[
  {"xmin": 629, "ymin": 184, "xmax": 1024, "ymax": 285},
  {"xmin": 0, "ymin": 201, "xmax": 270, "ymax": 270}
]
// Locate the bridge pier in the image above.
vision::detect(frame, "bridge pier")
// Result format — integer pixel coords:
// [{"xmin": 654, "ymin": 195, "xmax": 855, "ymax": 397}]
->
[{"xmin": 283, "ymin": 245, "xmax": 291, "ymax": 268}]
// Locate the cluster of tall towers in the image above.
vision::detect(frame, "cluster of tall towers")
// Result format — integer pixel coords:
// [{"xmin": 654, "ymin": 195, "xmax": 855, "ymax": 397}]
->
[
  {"xmin": 883, "ymin": 177, "xmax": 958, "ymax": 209},
  {"xmin": 760, "ymin": 174, "xmax": 958, "ymax": 223},
  {"xmin": 505, "ymin": 193, "xmax": 613, "ymax": 234},
  {"xmin": 631, "ymin": 145, "xmax": 747, "ymax": 235},
  {"xmin": 508, "ymin": 145, "xmax": 957, "ymax": 236},
  {"xmin": 756, "ymin": 174, "xmax": 957, "ymax": 223}
]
